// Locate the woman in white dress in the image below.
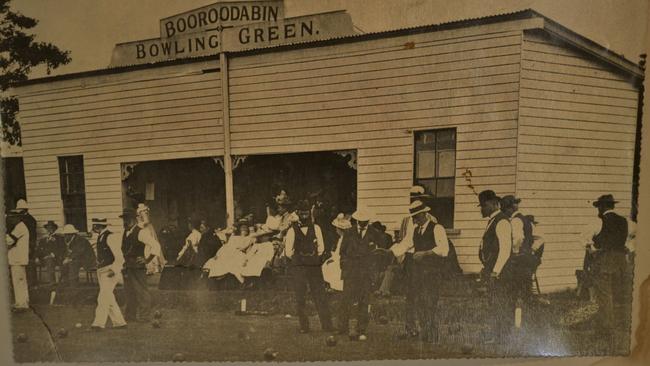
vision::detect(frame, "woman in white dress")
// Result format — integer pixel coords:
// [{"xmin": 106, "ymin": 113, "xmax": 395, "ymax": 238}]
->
[
  {"xmin": 136, "ymin": 203, "xmax": 165, "ymax": 274},
  {"xmin": 241, "ymin": 225, "xmax": 277, "ymax": 288},
  {"xmin": 202, "ymin": 221, "xmax": 254, "ymax": 283},
  {"xmin": 322, "ymin": 213, "xmax": 351, "ymax": 292}
]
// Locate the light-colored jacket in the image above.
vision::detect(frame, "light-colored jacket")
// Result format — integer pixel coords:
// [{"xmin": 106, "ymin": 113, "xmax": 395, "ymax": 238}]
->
[{"xmin": 7, "ymin": 221, "xmax": 29, "ymax": 265}]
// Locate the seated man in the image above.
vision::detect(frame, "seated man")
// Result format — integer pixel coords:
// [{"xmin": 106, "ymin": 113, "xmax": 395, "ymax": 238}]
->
[
  {"xmin": 35, "ymin": 220, "xmax": 66, "ymax": 284},
  {"xmin": 60, "ymin": 224, "xmax": 96, "ymax": 287}
]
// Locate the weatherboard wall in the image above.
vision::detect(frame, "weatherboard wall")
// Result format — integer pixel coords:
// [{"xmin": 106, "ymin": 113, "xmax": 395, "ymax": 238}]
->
[
  {"xmin": 516, "ymin": 31, "xmax": 638, "ymax": 292},
  {"xmin": 16, "ymin": 61, "xmax": 224, "ymax": 232}
]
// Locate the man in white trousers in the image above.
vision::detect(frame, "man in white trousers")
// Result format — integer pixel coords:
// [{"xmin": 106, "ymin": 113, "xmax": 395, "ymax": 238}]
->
[
  {"xmin": 6, "ymin": 210, "xmax": 30, "ymax": 312},
  {"xmin": 90, "ymin": 218, "xmax": 127, "ymax": 330}
]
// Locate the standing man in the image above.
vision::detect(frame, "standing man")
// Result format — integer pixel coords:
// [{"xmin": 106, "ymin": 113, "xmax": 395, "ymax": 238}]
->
[
  {"xmin": 14, "ymin": 200, "xmax": 37, "ymax": 286},
  {"xmin": 90, "ymin": 218, "xmax": 127, "ymax": 330},
  {"xmin": 6, "ymin": 209, "xmax": 31, "ymax": 312},
  {"xmin": 584, "ymin": 194, "xmax": 628, "ymax": 335},
  {"xmin": 337, "ymin": 208, "xmax": 384, "ymax": 341},
  {"xmin": 477, "ymin": 190, "xmax": 514, "ymax": 344},
  {"xmin": 500, "ymin": 195, "xmax": 536, "ymax": 304},
  {"xmin": 120, "ymin": 208, "xmax": 162, "ymax": 322},
  {"xmin": 284, "ymin": 200, "xmax": 334, "ymax": 334},
  {"xmin": 60, "ymin": 224, "xmax": 95, "ymax": 287},
  {"xmin": 35, "ymin": 221, "xmax": 66, "ymax": 285}
]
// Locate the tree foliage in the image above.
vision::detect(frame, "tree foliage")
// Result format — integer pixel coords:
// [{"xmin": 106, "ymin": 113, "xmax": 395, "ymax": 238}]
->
[{"xmin": 1, "ymin": 0, "xmax": 70, "ymax": 146}]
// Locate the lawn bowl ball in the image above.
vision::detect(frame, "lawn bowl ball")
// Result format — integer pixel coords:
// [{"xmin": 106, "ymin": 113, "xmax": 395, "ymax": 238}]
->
[
  {"xmin": 263, "ymin": 348, "xmax": 278, "ymax": 361},
  {"xmin": 16, "ymin": 333, "xmax": 28, "ymax": 343},
  {"xmin": 152, "ymin": 319, "xmax": 161, "ymax": 328},
  {"xmin": 153, "ymin": 310, "xmax": 162, "ymax": 319},
  {"xmin": 74, "ymin": 323, "xmax": 82, "ymax": 329},
  {"xmin": 378, "ymin": 315, "xmax": 389, "ymax": 325},
  {"xmin": 461, "ymin": 344, "xmax": 473, "ymax": 354},
  {"xmin": 326, "ymin": 336, "xmax": 337, "ymax": 347},
  {"xmin": 172, "ymin": 352, "xmax": 185, "ymax": 362},
  {"xmin": 284, "ymin": 314, "xmax": 292, "ymax": 319},
  {"xmin": 57, "ymin": 328, "xmax": 68, "ymax": 338}
]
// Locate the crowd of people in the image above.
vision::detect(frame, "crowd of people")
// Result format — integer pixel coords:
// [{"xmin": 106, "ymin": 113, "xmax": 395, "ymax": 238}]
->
[{"xmin": 5, "ymin": 186, "xmax": 633, "ymax": 342}]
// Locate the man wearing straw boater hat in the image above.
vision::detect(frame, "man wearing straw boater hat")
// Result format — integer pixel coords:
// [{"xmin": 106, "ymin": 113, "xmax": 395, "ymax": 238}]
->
[
  {"xmin": 576, "ymin": 194, "xmax": 628, "ymax": 336},
  {"xmin": 477, "ymin": 189, "xmax": 514, "ymax": 344},
  {"xmin": 90, "ymin": 217, "xmax": 127, "ymax": 330},
  {"xmin": 284, "ymin": 199, "xmax": 334, "ymax": 334}
]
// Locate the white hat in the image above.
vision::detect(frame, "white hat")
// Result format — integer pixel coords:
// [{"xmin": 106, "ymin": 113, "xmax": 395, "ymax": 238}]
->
[
  {"xmin": 331, "ymin": 213, "xmax": 352, "ymax": 230},
  {"xmin": 408, "ymin": 200, "xmax": 431, "ymax": 217},
  {"xmin": 352, "ymin": 207, "xmax": 371, "ymax": 222},
  {"xmin": 252, "ymin": 224, "xmax": 276, "ymax": 238},
  {"xmin": 62, "ymin": 224, "xmax": 79, "ymax": 234},
  {"xmin": 15, "ymin": 199, "xmax": 28, "ymax": 210}
]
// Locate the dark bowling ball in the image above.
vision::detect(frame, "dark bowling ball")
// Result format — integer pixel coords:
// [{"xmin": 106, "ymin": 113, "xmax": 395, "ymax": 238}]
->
[
  {"xmin": 326, "ymin": 335, "xmax": 337, "ymax": 347},
  {"xmin": 152, "ymin": 319, "xmax": 161, "ymax": 328},
  {"xmin": 57, "ymin": 328, "xmax": 68, "ymax": 338},
  {"xmin": 153, "ymin": 310, "xmax": 162, "ymax": 319},
  {"xmin": 263, "ymin": 348, "xmax": 278, "ymax": 361},
  {"xmin": 172, "ymin": 352, "xmax": 185, "ymax": 362},
  {"xmin": 16, "ymin": 333, "xmax": 28, "ymax": 343}
]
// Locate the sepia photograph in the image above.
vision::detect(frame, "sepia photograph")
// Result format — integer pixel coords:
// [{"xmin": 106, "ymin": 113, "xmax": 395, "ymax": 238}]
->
[{"xmin": 0, "ymin": 0, "xmax": 648, "ymax": 364}]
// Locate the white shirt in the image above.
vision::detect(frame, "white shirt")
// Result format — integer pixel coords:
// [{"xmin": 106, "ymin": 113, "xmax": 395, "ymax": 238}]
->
[
  {"xmin": 97, "ymin": 228, "xmax": 125, "ymax": 274},
  {"xmin": 177, "ymin": 229, "xmax": 202, "ymax": 260},
  {"xmin": 481, "ymin": 210, "xmax": 513, "ymax": 276},
  {"xmin": 510, "ymin": 211, "xmax": 525, "ymax": 254},
  {"xmin": 126, "ymin": 224, "xmax": 162, "ymax": 259},
  {"xmin": 284, "ymin": 224, "xmax": 325, "ymax": 258},
  {"xmin": 390, "ymin": 214, "xmax": 439, "ymax": 258},
  {"xmin": 415, "ymin": 219, "xmax": 450, "ymax": 257},
  {"xmin": 6, "ymin": 221, "xmax": 29, "ymax": 266}
]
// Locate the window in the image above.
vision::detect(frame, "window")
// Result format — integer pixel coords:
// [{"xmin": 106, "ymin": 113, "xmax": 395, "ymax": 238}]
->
[
  {"xmin": 414, "ymin": 128, "xmax": 456, "ymax": 228},
  {"xmin": 58, "ymin": 155, "xmax": 87, "ymax": 232}
]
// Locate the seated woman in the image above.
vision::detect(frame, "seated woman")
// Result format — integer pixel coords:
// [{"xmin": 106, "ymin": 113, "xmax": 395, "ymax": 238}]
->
[
  {"xmin": 203, "ymin": 220, "xmax": 255, "ymax": 283},
  {"xmin": 322, "ymin": 213, "xmax": 351, "ymax": 292},
  {"xmin": 176, "ymin": 216, "xmax": 203, "ymax": 289},
  {"xmin": 241, "ymin": 225, "xmax": 278, "ymax": 288}
]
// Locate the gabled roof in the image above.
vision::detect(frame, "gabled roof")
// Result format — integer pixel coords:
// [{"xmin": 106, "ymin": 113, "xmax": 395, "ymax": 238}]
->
[{"xmin": 13, "ymin": 9, "xmax": 644, "ymax": 87}]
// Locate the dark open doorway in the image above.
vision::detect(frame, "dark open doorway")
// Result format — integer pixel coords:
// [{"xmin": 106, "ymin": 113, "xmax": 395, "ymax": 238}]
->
[
  {"xmin": 122, "ymin": 157, "xmax": 226, "ymax": 230},
  {"xmin": 233, "ymin": 151, "xmax": 357, "ymax": 223}
]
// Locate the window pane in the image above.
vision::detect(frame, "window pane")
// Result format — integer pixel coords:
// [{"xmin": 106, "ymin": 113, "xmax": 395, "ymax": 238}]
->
[
  {"xmin": 416, "ymin": 151, "xmax": 436, "ymax": 179},
  {"xmin": 415, "ymin": 131, "xmax": 436, "ymax": 150},
  {"xmin": 430, "ymin": 197, "xmax": 454, "ymax": 228},
  {"xmin": 416, "ymin": 179, "xmax": 436, "ymax": 198},
  {"xmin": 437, "ymin": 151, "xmax": 456, "ymax": 177},
  {"xmin": 437, "ymin": 129, "xmax": 456, "ymax": 150},
  {"xmin": 436, "ymin": 178, "xmax": 455, "ymax": 198}
]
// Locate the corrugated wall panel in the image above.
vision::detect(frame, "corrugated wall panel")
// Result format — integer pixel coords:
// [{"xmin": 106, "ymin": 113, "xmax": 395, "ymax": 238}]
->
[
  {"xmin": 517, "ymin": 32, "xmax": 638, "ymax": 292},
  {"xmin": 17, "ymin": 61, "xmax": 224, "ymax": 233},
  {"xmin": 228, "ymin": 26, "xmax": 525, "ymax": 274}
]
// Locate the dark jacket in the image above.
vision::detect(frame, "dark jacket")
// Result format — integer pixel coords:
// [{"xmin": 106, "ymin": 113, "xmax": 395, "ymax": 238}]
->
[
  {"xmin": 65, "ymin": 235, "xmax": 96, "ymax": 269},
  {"xmin": 339, "ymin": 224, "xmax": 384, "ymax": 280},
  {"xmin": 479, "ymin": 211, "xmax": 511, "ymax": 274},
  {"xmin": 593, "ymin": 211, "xmax": 628, "ymax": 252},
  {"xmin": 36, "ymin": 234, "xmax": 67, "ymax": 263}
]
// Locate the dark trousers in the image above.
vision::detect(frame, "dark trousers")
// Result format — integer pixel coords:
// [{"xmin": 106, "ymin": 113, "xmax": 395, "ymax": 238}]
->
[
  {"xmin": 291, "ymin": 265, "xmax": 333, "ymax": 331},
  {"xmin": 412, "ymin": 264, "xmax": 441, "ymax": 341},
  {"xmin": 59, "ymin": 261, "xmax": 82, "ymax": 287},
  {"xmin": 40, "ymin": 257, "xmax": 58, "ymax": 283},
  {"xmin": 123, "ymin": 267, "xmax": 152, "ymax": 321},
  {"xmin": 338, "ymin": 274, "xmax": 372, "ymax": 334},
  {"xmin": 403, "ymin": 254, "xmax": 417, "ymax": 333},
  {"xmin": 592, "ymin": 251, "xmax": 627, "ymax": 332},
  {"xmin": 488, "ymin": 274, "xmax": 517, "ymax": 341}
]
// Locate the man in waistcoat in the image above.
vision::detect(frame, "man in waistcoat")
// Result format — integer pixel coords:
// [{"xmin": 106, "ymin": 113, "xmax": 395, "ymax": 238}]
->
[
  {"xmin": 582, "ymin": 194, "xmax": 628, "ymax": 335},
  {"xmin": 35, "ymin": 221, "xmax": 66, "ymax": 285},
  {"xmin": 90, "ymin": 218, "xmax": 127, "ymax": 330},
  {"xmin": 120, "ymin": 208, "xmax": 162, "ymax": 322},
  {"xmin": 500, "ymin": 195, "xmax": 536, "ymax": 305},
  {"xmin": 477, "ymin": 190, "xmax": 515, "ymax": 344},
  {"xmin": 284, "ymin": 200, "xmax": 334, "ymax": 334},
  {"xmin": 338, "ymin": 207, "xmax": 384, "ymax": 341}
]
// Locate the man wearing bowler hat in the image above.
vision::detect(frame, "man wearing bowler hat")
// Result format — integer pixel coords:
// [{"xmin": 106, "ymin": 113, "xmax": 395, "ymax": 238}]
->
[
  {"xmin": 35, "ymin": 220, "xmax": 66, "ymax": 285},
  {"xmin": 477, "ymin": 190, "xmax": 514, "ymax": 344},
  {"xmin": 580, "ymin": 194, "xmax": 628, "ymax": 336},
  {"xmin": 90, "ymin": 218, "xmax": 127, "ymax": 330},
  {"xmin": 120, "ymin": 207, "xmax": 162, "ymax": 322}
]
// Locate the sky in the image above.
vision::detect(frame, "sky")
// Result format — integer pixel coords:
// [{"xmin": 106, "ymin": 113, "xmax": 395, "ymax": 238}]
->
[{"xmin": 11, "ymin": 0, "xmax": 649, "ymax": 78}]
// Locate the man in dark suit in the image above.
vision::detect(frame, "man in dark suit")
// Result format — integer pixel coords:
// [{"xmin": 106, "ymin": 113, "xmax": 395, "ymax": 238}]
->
[
  {"xmin": 337, "ymin": 208, "xmax": 384, "ymax": 341},
  {"xmin": 586, "ymin": 194, "xmax": 628, "ymax": 335}
]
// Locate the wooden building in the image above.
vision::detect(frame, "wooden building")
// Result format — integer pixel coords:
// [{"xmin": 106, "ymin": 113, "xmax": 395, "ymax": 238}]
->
[{"xmin": 8, "ymin": 9, "xmax": 643, "ymax": 292}]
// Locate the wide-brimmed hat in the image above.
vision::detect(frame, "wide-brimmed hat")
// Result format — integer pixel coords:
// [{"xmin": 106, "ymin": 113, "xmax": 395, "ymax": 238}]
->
[
  {"xmin": 331, "ymin": 213, "xmax": 352, "ymax": 230},
  {"xmin": 43, "ymin": 220, "xmax": 59, "ymax": 230},
  {"xmin": 409, "ymin": 200, "xmax": 431, "ymax": 217},
  {"xmin": 410, "ymin": 185, "xmax": 431, "ymax": 199},
  {"xmin": 525, "ymin": 215, "xmax": 539, "ymax": 225},
  {"xmin": 62, "ymin": 224, "xmax": 79, "ymax": 235},
  {"xmin": 500, "ymin": 195, "xmax": 521, "ymax": 209},
  {"xmin": 352, "ymin": 207, "xmax": 371, "ymax": 222},
  {"xmin": 592, "ymin": 194, "xmax": 618, "ymax": 207},
  {"xmin": 91, "ymin": 218, "xmax": 108, "ymax": 226},
  {"xmin": 477, "ymin": 190, "xmax": 500, "ymax": 207},
  {"xmin": 119, "ymin": 208, "xmax": 137, "ymax": 219}
]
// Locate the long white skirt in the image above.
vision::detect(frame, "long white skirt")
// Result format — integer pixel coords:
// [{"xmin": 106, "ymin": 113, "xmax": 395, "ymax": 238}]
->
[
  {"xmin": 322, "ymin": 252, "xmax": 343, "ymax": 291},
  {"xmin": 202, "ymin": 236, "xmax": 252, "ymax": 283},
  {"xmin": 241, "ymin": 242, "xmax": 275, "ymax": 278}
]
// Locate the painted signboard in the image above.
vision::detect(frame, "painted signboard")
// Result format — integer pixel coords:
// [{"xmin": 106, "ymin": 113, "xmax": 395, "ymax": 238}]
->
[
  {"xmin": 160, "ymin": 0, "xmax": 285, "ymax": 39},
  {"xmin": 109, "ymin": 10, "xmax": 355, "ymax": 67}
]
